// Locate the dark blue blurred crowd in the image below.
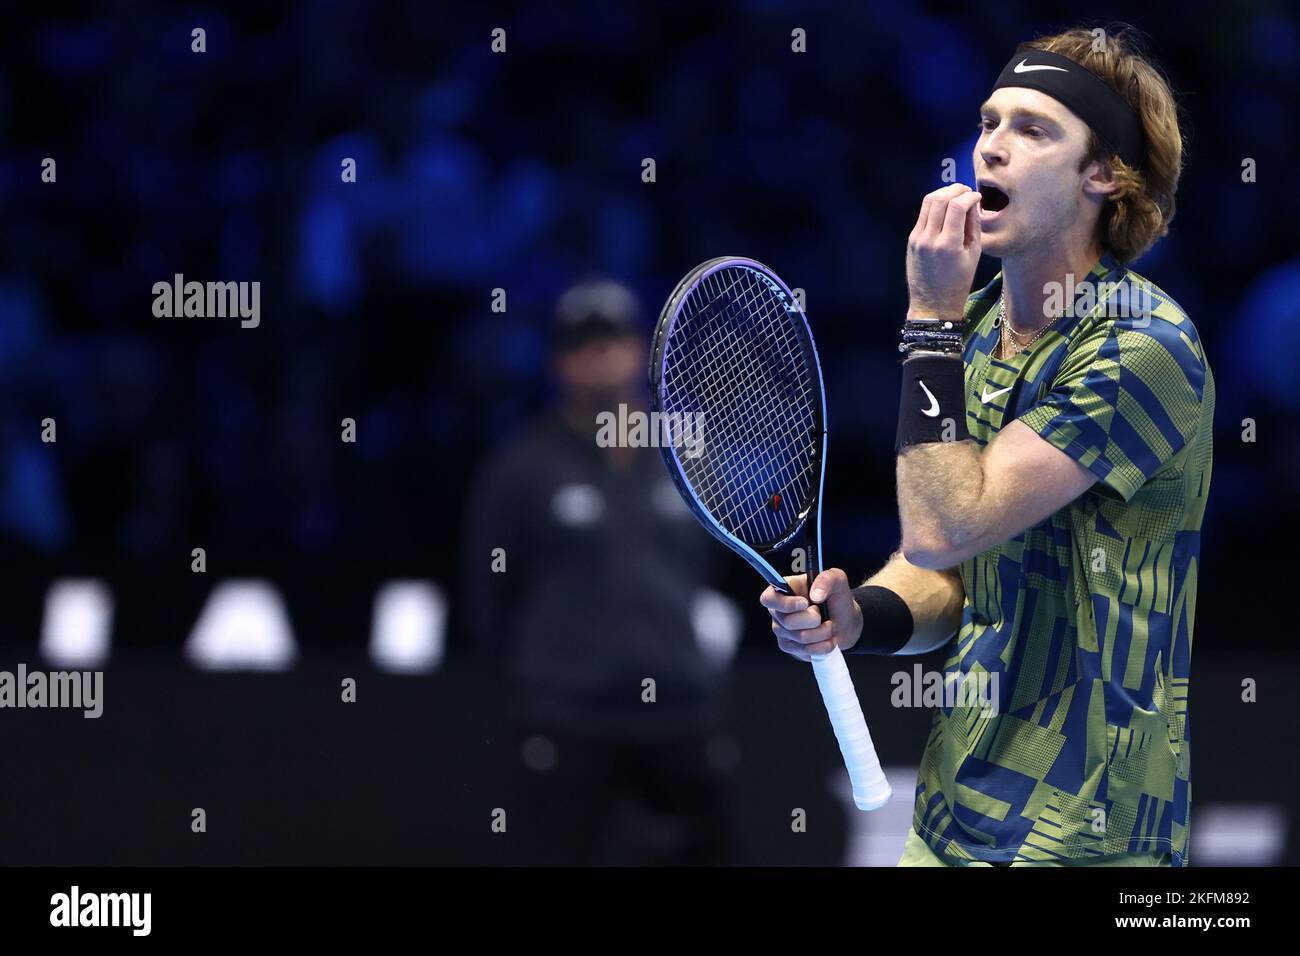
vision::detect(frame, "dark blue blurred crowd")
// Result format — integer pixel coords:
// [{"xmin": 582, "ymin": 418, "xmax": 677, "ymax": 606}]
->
[{"xmin": 0, "ymin": 2, "xmax": 1296, "ymax": 645}]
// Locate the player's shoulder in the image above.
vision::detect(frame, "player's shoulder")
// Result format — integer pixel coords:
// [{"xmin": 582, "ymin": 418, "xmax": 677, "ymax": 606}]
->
[
  {"xmin": 1072, "ymin": 265, "xmax": 1208, "ymax": 376},
  {"xmin": 1112, "ymin": 266, "xmax": 1201, "ymax": 341}
]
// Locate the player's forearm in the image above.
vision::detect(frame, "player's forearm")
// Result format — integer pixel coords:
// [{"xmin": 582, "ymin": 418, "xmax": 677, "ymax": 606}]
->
[
  {"xmin": 857, "ymin": 550, "xmax": 964, "ymax": 654},
  {"xmin": 896, "ymin": 440, "xmax": 992, "ymax": 568}
]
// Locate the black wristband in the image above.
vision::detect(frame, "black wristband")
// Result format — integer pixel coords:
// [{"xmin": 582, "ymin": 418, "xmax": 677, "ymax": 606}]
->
[
  {"xmin": 847, "ymin": 585, "xmax": 914, "ymax": 655},
  {"xmin": 896, "ymin": 352, "xmax": 970, "ymax": 453}
]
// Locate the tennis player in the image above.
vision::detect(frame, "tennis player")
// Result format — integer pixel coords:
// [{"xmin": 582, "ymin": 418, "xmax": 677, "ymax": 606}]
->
[{"xmin": 761, "ymin": 25, "xmax": 1213, "ymax": 866}]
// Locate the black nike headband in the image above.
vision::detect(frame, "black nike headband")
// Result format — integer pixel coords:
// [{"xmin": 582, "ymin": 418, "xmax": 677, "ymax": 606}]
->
[{"xmin": 991, "ymin": 48, "xmax": 1144, "ymax": 169}]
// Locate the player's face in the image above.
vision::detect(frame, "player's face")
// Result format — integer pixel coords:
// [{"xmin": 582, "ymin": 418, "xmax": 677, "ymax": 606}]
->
[
  {"xmin": 972, "ymin": 87, "xmax": 1095, "ymax": 260},
  {"xmin": 554, "ymin": 335, "xmax": 643, "ymax": 400}
]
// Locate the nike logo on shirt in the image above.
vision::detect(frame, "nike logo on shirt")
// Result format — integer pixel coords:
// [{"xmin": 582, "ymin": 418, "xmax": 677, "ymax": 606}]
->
[{"xmin": 981, "ymin": 384, "xmax": 1015, "ymax": 404}]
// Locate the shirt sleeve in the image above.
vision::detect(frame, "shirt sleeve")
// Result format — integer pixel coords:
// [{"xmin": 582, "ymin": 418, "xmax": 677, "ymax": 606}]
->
[{"xmin": 1017, "ymin": 317, "xmax": 1206, "ymax": 503}]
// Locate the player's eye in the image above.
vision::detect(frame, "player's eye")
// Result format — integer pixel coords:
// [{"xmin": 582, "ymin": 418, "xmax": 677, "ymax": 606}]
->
[
  {"xmin": 978, "ymin": 118, "xmax": 997, "ymax": 131},
  {"xmin": 1024, "ymin": 126, "xmax": 1046, "ymax": 138}
]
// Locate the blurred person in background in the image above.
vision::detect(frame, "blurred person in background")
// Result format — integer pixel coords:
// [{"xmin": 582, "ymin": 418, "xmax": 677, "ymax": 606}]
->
[{"xmin": 463, "ymin": 278, "xmax": 738, "ymax": 865}]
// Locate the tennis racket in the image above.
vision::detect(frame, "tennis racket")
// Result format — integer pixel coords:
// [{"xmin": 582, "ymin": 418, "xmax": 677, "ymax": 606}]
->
[{"xmin": 649, "ymin": 256, "xmax": 892, "ymax": 811}]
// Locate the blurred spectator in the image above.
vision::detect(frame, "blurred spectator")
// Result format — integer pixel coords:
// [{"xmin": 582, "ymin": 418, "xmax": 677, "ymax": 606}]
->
[{"xmin": 462, "ymin": 278, "xmax": 738, "ymax": 865}]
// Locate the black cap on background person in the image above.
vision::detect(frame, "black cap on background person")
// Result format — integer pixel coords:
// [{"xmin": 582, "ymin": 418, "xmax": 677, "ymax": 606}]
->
[
  {"xmin": 549, "ymin": 278, "xmax": 647, "ymax": 427},
  {"xmin": 551, "ymin": 278, "xmax": 643, "ymax": 353}
]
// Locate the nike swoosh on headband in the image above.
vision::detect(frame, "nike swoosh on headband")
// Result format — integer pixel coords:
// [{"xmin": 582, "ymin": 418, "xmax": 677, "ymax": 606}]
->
[
  {"xmin": 918, "ymin": 380, "xmax": 941, "ymax": 417},
  {"xmin": 1013, "ymin": 58, "xmax": 1069, "ymax": 73}
]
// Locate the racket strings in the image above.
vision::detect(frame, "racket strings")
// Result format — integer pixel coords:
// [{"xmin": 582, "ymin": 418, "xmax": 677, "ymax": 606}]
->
[
  {"xmin": 660, "ymin": 266, "xmax": 817, "ymax": 548},
  {"xmin": 698, "ymin": 277, "xmax": 812, "ymax": 535}
]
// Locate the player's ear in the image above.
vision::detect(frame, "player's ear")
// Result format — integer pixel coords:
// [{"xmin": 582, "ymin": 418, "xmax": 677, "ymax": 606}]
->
[{"xmin": 1082, "ymin": 155, "xmax": 1120, "ymax": 200}]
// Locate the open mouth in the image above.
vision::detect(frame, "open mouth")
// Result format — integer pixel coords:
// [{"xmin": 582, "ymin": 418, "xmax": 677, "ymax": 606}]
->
[{"xmin": 980, "ymin": 185, "xmax": 1010, "ymax": 213}]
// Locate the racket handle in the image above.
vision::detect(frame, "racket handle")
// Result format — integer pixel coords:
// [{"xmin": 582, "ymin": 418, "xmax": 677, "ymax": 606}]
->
[{"xmin": 809, "ymin": 645, "xmax": 893, "ymax": 811}]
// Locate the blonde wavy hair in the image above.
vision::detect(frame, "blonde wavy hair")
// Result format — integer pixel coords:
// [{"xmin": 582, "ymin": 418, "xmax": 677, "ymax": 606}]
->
[{"xmin": 1023, "ymin": 24, "xmax": 1186, "ymax": 262}]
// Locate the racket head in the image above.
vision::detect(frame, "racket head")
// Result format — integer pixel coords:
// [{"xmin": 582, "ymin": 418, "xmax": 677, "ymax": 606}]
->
[{"xmin": 649, "ymin": 256, "xmax": 827, "ymax": 593}]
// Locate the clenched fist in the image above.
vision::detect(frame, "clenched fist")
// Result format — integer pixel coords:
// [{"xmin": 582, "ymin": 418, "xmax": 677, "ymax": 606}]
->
[
  {"xmin": 759, "ymin": 568, "xmax": 862, "ymax": 662},
  {"xmin": 906, "ymin": 183, "xmax": 983, "ymax": 321}
]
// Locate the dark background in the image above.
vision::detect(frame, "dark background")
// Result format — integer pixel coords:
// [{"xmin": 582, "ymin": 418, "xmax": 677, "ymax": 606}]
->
[{"xmin": 0, "ymin": 1, "xmax": 1297, "ymax": 864}]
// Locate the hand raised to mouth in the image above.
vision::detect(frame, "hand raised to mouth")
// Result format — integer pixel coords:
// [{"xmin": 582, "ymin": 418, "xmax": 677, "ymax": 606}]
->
[{"xmin": 906, "ymin": 183, "xmax": 983, "ymax": 321}]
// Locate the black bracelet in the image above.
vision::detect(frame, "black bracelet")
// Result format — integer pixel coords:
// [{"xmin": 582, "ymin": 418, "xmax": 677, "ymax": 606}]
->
[
  {"xmin": 899, "ymin": 333, "xmax": 965, "ymax": 356},
  {"xmin": 902, "ymin": 317, "xmax": 964, "ymax": 332},
  {"xmin": 846, "ymin": 585, "xmax": 914, "ymax": 655},
  {"xmin": 898, "ymin": 318, "xmax": 966, "ymax": 357}
]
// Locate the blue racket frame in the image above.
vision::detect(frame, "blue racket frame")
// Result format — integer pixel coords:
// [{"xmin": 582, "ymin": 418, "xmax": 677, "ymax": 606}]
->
[{"xmin": 649, "ymin": 256, "xmax": 828, "ymax": 596}]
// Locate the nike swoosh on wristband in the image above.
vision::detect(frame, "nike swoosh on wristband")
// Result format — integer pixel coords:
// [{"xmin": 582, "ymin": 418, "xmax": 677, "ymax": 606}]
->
[
  {"xmin": 981, "ymin": 384, "xmax": 1015, "ymax": 404},
  {"xmin": 918, "ymin": 380, "xmax": 941, "ymax": 417},
  {"xmin": 1013, "ymin": 58, "xmax": 1069, "ymax": 73}
]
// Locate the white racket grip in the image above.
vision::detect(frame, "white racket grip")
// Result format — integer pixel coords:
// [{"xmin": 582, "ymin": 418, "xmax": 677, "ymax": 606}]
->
[{"xmin": 810, "ymin": 645, "xmax": 892, "ymax": 811}]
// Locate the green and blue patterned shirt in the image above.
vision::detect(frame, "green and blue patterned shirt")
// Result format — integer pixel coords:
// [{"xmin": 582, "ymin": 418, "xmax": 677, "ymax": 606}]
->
[{"xmin": 911, "ymin": 251, "xmax": 1214, "ymax": 865}]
